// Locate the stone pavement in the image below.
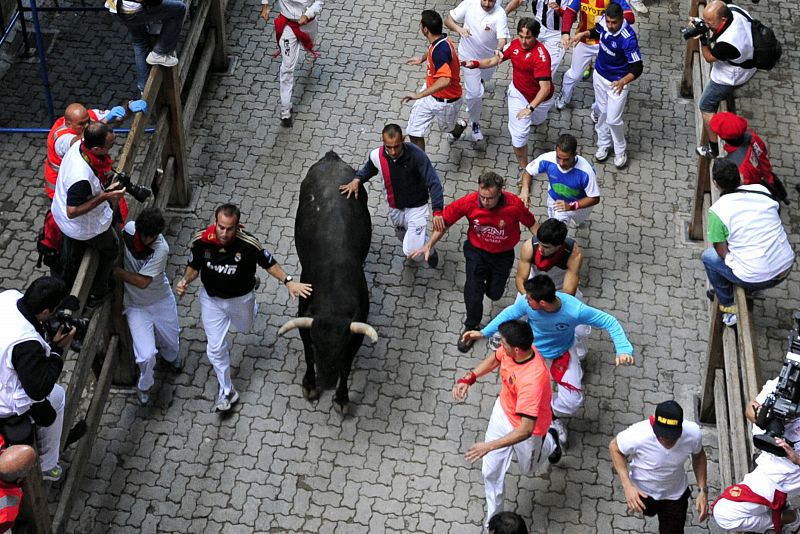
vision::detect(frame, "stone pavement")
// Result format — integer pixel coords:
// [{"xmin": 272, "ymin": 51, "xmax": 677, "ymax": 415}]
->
[{"xmin": 0, "ymin": 0, "xmax": 798, "ymax": 531}]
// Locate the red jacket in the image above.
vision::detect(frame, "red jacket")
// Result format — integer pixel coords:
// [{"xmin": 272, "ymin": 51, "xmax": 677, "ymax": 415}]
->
[{"xmin": 723, "ymin": 130, "xmax": 775, "ymax": 187}]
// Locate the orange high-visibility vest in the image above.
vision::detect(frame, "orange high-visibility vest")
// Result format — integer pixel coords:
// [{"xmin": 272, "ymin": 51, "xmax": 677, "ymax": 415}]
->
[{"xmin": 43, "ymin": 109, "xmax": 101, "ymax": 199}]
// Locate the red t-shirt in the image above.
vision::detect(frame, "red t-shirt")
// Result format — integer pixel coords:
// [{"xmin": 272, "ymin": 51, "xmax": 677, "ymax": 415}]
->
[
  {"xmin": 426, "ymin": 35, "xmax": 462, "ymax": 100},
  {"xmin": 722, "ymin": 131, "xmax": 775, "ymax": 186},
  {"xmin": 443, "ymin": 191, "xmax": 537, "ymax": 253},
  {"xmin": 502, "ymin": 39, "xmax": 554, "ymax": 103},
  {"xmin": 496, "ymin": 345, "xmax": 553, "ymax": 435}
]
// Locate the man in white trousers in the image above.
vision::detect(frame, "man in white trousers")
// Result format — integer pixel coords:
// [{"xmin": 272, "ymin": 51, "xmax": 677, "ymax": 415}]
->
[
  {"xmin": 260, "ymin": 0, "xmax": 324, "ymax": 127},
  {"xmin": 114, "ymin": 207, "xmax": 182, "ymax": 406},
  {"xmin": 556, "ymin": 0, "xmax": 634, "ymax": 112},
  {"xmin": 570, "ymin": 2, "xmax": 643, "ymax": 169},
  {"xmin": 176, "ymin": 204, "xmax": 312, "ymax": 412},
  {"xmin": 445, "ymin": 0, "xmax": 509, "ymax": 143},
  {"xmin": 453, "ymin": 320, "xmax": 561, "ymax": 530}
]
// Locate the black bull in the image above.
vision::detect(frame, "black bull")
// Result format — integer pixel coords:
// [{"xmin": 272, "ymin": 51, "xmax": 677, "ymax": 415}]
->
[{"xmin": 278, "ymin": 151, "xmax": 377, "ymax": 412}]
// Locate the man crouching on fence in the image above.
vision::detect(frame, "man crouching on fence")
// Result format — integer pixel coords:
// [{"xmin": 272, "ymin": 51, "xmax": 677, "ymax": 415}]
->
[
  {"xmin": 713, "ymin": 360, "xmax": 800, "ymax": 533},
  {"xmin": 0, "ymin": 277, "xmax": 72, "ymax": 482},
  {"xmin": 114, "ymin": 207, "xmax": 182, "ymax": 407}
]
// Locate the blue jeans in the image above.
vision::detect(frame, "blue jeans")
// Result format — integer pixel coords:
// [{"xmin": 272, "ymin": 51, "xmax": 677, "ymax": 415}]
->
[
  {"xmin": 118, "ymin": 0, "xmax": 187, "ymax": 91},
  {"xmin": 701, "ymin": 248, "xmax": 785, "ymax": 306}
]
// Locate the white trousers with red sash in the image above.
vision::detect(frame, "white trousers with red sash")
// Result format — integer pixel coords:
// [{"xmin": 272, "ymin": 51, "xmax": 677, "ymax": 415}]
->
[{"xmin": 278, "ymin": 19, "xmax": 317, "ymax": 115}]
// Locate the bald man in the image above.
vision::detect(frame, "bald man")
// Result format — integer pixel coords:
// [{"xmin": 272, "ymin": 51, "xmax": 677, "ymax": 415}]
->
[
  {"xmin": 0, "ymin": 442, "xmax": 35, "ymax": 531},
  {"xmin": 693, "ymin": 0, "xmax": 757, "ymax": 159},
  {"xmin": 44, "ymin": 100, "xmax": 147, "ymax": 198}
]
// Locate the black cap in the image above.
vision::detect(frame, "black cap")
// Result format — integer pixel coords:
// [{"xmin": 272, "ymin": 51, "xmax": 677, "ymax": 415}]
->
[{"xmin": 653, "ymin": 400, "xmax": 683, "ymax": 441}]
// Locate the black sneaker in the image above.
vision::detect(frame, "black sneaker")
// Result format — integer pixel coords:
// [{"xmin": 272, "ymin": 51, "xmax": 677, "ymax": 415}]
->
[
  {"xmin": 427, "ymin": 249, "xmax": 439, "ymax": 269},
  {"xmin": 457, "ymin": 327, "xmax": 477, "ymax": 353},
  {"xmin": 706, "ymin": 288, "xmax": 716, "ymax": 302},
  {"xmin": 547, "ymin": 428, "xmax": 562, "ymax": 464},
  {"xmin": 280, "ymin": 109, "xmax": 293, "ymax": 128}
]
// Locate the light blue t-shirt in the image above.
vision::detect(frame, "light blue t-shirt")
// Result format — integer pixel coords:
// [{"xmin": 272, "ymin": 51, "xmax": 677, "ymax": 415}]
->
[{"xmin": 481, "ymin": 292, "xmax": 634, "ymax": 359}]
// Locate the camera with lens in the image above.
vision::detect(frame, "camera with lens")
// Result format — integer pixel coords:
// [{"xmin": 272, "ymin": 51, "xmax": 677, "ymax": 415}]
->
[
  {"xmin": 682, "ymin": 18, "xmax": 709, "ymax": 40},
  {"xmin": 43, "ymin": 296, "xmax": 90, "ymax": 352},
  {"xmin": 108, "ymin": 169, "xmax": 152, "ymax": 203},
  {"xmin": 753, "ymin": 351, "xmax": 800, "ymax": 456}
]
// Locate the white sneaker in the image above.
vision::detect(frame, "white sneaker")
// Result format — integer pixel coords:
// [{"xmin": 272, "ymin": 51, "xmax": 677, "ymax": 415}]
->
[
  {"xmin": 550, "ymin": 418, "xmax": 569, "ymax": 449},
  {"xmin": 213, "ymin": 388, "xmax": 240, "ymax": 412},
  {"xmin": 471, "ymin": 122, "xmax": 484, "ymax": 142},
  {"xmin": 488, "ymin": 333, "xmax": 502, "ymax": 351},
  {"xmin": 722, "ymin": 312, "xmax": 738, "ymax": 327},
  {"xmin": 146, "ymin": 51, "xmax": 179, "ymax": 67},
  {"xmin": 555, "ymin": 93, "xmax": 567, "ymax": 110},
  {"xmin": 614, "ymin": 151, "xmax": 628, "ymax": 169},
  {"xmin": 137, "ymin": 388, "xmax": 150, "ymax": 406},
  {"xmin": 629, "ymin": 0, "xmax": 648, "ymax": 12},
  {"xmin": 594, "ymin": 146, "xmax": 611, "ymax": 162}
]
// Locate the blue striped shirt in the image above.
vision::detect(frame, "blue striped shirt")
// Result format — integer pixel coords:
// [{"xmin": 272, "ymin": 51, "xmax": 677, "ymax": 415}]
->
[
  {"xmin": 595, "ymin": 17, "xmax": 642, "ymax": 81},
  {"xmin": 528, "ymin": 152, "xmax": 600, "ymax": 202}
]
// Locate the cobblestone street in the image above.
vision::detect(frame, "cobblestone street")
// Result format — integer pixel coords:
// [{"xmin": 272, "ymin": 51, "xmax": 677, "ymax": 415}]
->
[{"xmin": 0, "ymin": 0, "xmax": 798, "ymax": 531}]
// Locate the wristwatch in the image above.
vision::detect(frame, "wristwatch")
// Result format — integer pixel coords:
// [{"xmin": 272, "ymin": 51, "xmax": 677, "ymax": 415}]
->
[
  {"xmin": 283, "ymin": 275, "xmax": 293, "ymax": 285},
  {"xmin": 528, "ymin": 104, "xmax": 536, "ymax": 112}
]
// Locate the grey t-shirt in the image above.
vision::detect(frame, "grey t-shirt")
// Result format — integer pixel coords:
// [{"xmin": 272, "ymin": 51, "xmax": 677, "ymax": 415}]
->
[{"xmin": 122, "ymin": 221, "xmax": 173, "ymax": 307}]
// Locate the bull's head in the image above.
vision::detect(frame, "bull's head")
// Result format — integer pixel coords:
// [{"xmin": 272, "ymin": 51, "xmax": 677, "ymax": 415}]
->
[{"xmin": 278, "ymin": 317, "xmax": 378, "ymax": 342}]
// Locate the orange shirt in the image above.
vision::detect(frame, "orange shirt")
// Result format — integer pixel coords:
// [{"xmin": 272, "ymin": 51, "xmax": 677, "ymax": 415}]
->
[
  {"xmin": 496, "ymin": 345, "xmax": 552, "ymax": 436},
  {"xmin": 426, "ymin": 35, "xmax": 462, "ymax": 100}
]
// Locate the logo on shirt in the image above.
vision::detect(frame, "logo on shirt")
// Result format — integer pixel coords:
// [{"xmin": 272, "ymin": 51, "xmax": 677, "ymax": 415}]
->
[
  {"xmin": 207, "ymin": 261, "xmax": 238, "ymax": 275},
  {"xmin": 507, "ymin": 373, "xmax": 517, "ymax": 386},
  {"xmin": 611, "ymin": 41, "xmax": 618, "ymax": 48},
  {"xmin": 555, "ymin": 322, "xmax": 570, "ymax": 331},
  {"xmin": 729, "ymin": 486, "xmax": 742, "ymax": 498},
  {"xmin": 498, "ymin": 219, "xmax": 506, "ymax": 229},
  {"xmin": 234, "ymin": 252, "xmax": 242, "ymax": 263},
  {"xmin": 203, "ymin": 250, "xmax": 211, "ymax": 260}
]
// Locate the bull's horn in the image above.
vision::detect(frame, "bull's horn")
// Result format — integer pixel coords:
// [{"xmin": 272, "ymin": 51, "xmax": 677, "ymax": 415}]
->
[
  {"xmin": 350, "ymin": 322, "xmax": 378, "ymax": 342},
  {"xmin": 278, "ymin": 317, "xmax": 313, "ymax": 335}
]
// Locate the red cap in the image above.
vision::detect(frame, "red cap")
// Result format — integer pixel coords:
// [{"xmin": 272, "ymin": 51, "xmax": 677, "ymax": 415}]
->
[{"xmin": 709, "ymin": 112, "xmax": 748, "ymax": 141}]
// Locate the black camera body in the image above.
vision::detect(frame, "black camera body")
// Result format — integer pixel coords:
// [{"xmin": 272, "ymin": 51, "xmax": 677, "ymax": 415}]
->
[
  {"xmin": 43, "ymin": 295, "xmax": 90, "ymax": 352},
  {"xmin": 754, "ymin": 351, "xmax": 800, "ymax": 456},
  {"xmin": 682, "ymin": 18, "xmax": 709, "ymax": 40},
  {"xmin": 108, "ymin": 169, "xmax": 152, "ymax": 204}
]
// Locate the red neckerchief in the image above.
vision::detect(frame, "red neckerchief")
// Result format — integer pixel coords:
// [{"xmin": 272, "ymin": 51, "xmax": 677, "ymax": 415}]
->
[
  {"xmin": 534, "ymin": 243, "xmax": 567, "ymax": 272},
  {"xmin": 132, "ymin": 231, "xmax": 150, "ymax": 254},
  {"xmin": 713, "ymin": 483, "xmax": 786, "ymax": 533},
  {"xmin": 273, "ymin": 14, "xmax": 318, "ymax": 58},
  {"xmin": 199, "ymin": 223, "xmax": 244, "ymax": 245},
  {"xmin": 79, "ymin": 142, "xmax": 113, "ymax": 182}
]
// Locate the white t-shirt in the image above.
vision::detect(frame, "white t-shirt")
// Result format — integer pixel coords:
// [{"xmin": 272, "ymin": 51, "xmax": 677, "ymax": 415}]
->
[
  {"xmin": 449, "ymin": 0, "xmax": 509, "ymax": 60},
  {"xmin": 616, "ymin": 419, "xmax": 703, "ymax": 500},
  {"xmin": 752, "ymin": 378, "xmax": 800, "ymax": 493},
  {"xmin": 121, "ymin": 221, "xmax": 173, "ymax": 308}
]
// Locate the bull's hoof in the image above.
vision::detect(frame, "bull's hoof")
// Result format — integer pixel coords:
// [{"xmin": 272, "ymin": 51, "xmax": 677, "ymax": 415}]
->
[
  {"xmin": 303, "ymin": 387, "xmax": 320, "ymax": 401},
  {"xmin": 333, "ymin": 401, "xmax": 350, "ymax": 416}
]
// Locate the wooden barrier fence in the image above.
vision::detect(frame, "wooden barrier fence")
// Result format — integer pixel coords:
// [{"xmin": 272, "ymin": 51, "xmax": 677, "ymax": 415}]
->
[{"xmin": 13, "ymin": 0, "xmax": 227, "ymax": 530}]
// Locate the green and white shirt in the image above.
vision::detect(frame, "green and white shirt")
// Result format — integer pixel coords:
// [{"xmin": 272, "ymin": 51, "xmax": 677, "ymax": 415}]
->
[{"xmin": 707, "ymin": 185, "xmax": 794, "ymax": 283}]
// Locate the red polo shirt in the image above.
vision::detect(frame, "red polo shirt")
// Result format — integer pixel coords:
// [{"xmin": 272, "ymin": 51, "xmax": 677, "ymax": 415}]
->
[{"xmin": 443, "ymin": 191, "xmax": 536, "ymax": 253}]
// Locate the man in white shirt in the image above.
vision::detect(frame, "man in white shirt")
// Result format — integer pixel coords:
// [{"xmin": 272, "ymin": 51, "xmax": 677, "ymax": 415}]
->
[
  {"xmin": 610, "ymin": 400, "xmax": 708, "ymax": 533},
  {"xmin": 703, "ymin": 159, "xmax": 795, "ymax": 326},
  {"xmin": 445, "ymin": 0, "xmax": 509, "ymax": 143},
  {"xmin": 114, "ymin": 207, "xmax": 182, "ymax": 406},
  {"xmin": 260, "ymin": 0, "xmax": 324, "ymax": 127},
  {"xmin": 713, "ymin": 366, "xmax": 800, "ymax": 533}
]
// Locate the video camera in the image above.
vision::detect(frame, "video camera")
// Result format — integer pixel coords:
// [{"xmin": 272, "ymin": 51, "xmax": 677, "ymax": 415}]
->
[
  {"xmin": 107, "ymin": 169, "xmax": 152, "ymax": 204},
  {"xmin": 682, "ymin": 18, "xmax": 709, "ymax": 40},
  {"xmin": 43, "ymin": 295, "xmax": 90, "ymax": 353},
  {"xmin": 753, "ymin": 348, "xmax": 800, "ymax": 457}
]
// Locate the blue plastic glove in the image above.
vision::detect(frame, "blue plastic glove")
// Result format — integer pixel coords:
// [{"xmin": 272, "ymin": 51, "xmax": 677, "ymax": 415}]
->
[
  {"xmin": 106, "ymin": 106, "xmax": 126, "ymax": 121},
  {"xmin": 128, "ymin": 99, "xmax": 148, "ymax": 114}
]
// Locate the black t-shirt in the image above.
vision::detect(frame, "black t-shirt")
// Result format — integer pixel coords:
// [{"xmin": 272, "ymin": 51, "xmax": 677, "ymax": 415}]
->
[
  {"xmin": 188, "ymin": 230, "xmax": 277, "ymax": 298},
  {"xmin": 66, "ymin": 181, "xmax": 92, "ymax": 207}
]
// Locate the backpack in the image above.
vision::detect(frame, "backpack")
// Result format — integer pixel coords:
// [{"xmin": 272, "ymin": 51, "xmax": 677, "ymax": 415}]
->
[
  {"xmin": 36, "ymin": 209, "xmax": 63, "ymax": 270},
  {"xmin": 726, "ymin": 133, "xmax": 789, "ymax": 204},
  {"xmin": 730, "ymin": 6, "xmax": 782, "ymax": 70}
]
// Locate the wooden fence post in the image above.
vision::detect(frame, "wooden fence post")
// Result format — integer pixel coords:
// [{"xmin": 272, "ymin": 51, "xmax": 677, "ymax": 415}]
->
[
  {"xmin": 208, "ymin": 0, "xmax": 228, "ymax": 72},
  {"xmin": 161, "ymin": 67, "xmax": 191, "ymax": 207}
]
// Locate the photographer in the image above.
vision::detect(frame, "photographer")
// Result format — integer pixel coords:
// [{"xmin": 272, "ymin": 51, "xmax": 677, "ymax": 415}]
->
[
  {"xmin": 693, "ymin": 0, "xmax": 758, "ymax": 159},
  {"xmin": 0, "ymin": 277, "xmax": 73, "ymax": 482},
  {"xmin": 712, "ymin": 371, "xmax": 800, "ymax": 533},
  {"xmin": 51, "ymin": 122, "xmax": 125, "ymax": 305}
]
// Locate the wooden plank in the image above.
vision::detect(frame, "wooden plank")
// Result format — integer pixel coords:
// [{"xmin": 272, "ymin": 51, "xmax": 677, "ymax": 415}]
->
[
  {"xmin": 155, "ymin": 157, "xmax": 177, "ymax": 213},
  {"xmin": 688, "ymin": 56, "xmax": 708, "ymax": 241},
  {"xmin": 70, "ymin": 249, "xmax": 99, "ymax": 311},
  {"xmin": 208, "ymin": 0, "xmax": 227, "ymax": 72},
  {"xmin": 60, "ymin": 300, "xmax": 110, "ymax": 450},
  {"xmin": 714, "ymin": 369, "xmax": 733, "ymax": 490},
  {"xmin": 52, "ymin": 336, "xmax": 119, "ymax": 534},
  {"xmin": 183, "ymin": 32, "xmax": 216, "ymax": 135},
  {"xmin": 735, "ymin": 287, "xmax": 761, "ymax": 402},
  {"xmin": 722, "ymin": 326, "xmax": 749, "ymax": 481},
  {"xmin": 700, "ymin": 298, "xmax": 724, "ymax": 422},
  {"xmin": 178, "ymin": 0, "xmax": 212, "ymax": 88},
  {"xmin": 162, "ymin": 66, "xmax": 191, "ymax": 207},
  {"xmin": 116, "ymin": 68, "xmax": 164, "ymax": 176},
  {"xmin": 17, "ymin": 467, "xmax": 51, "ymax": 534},
  {"xmin": 679, "ymin": 0, "xmax": 700, "ymax": 97}
]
